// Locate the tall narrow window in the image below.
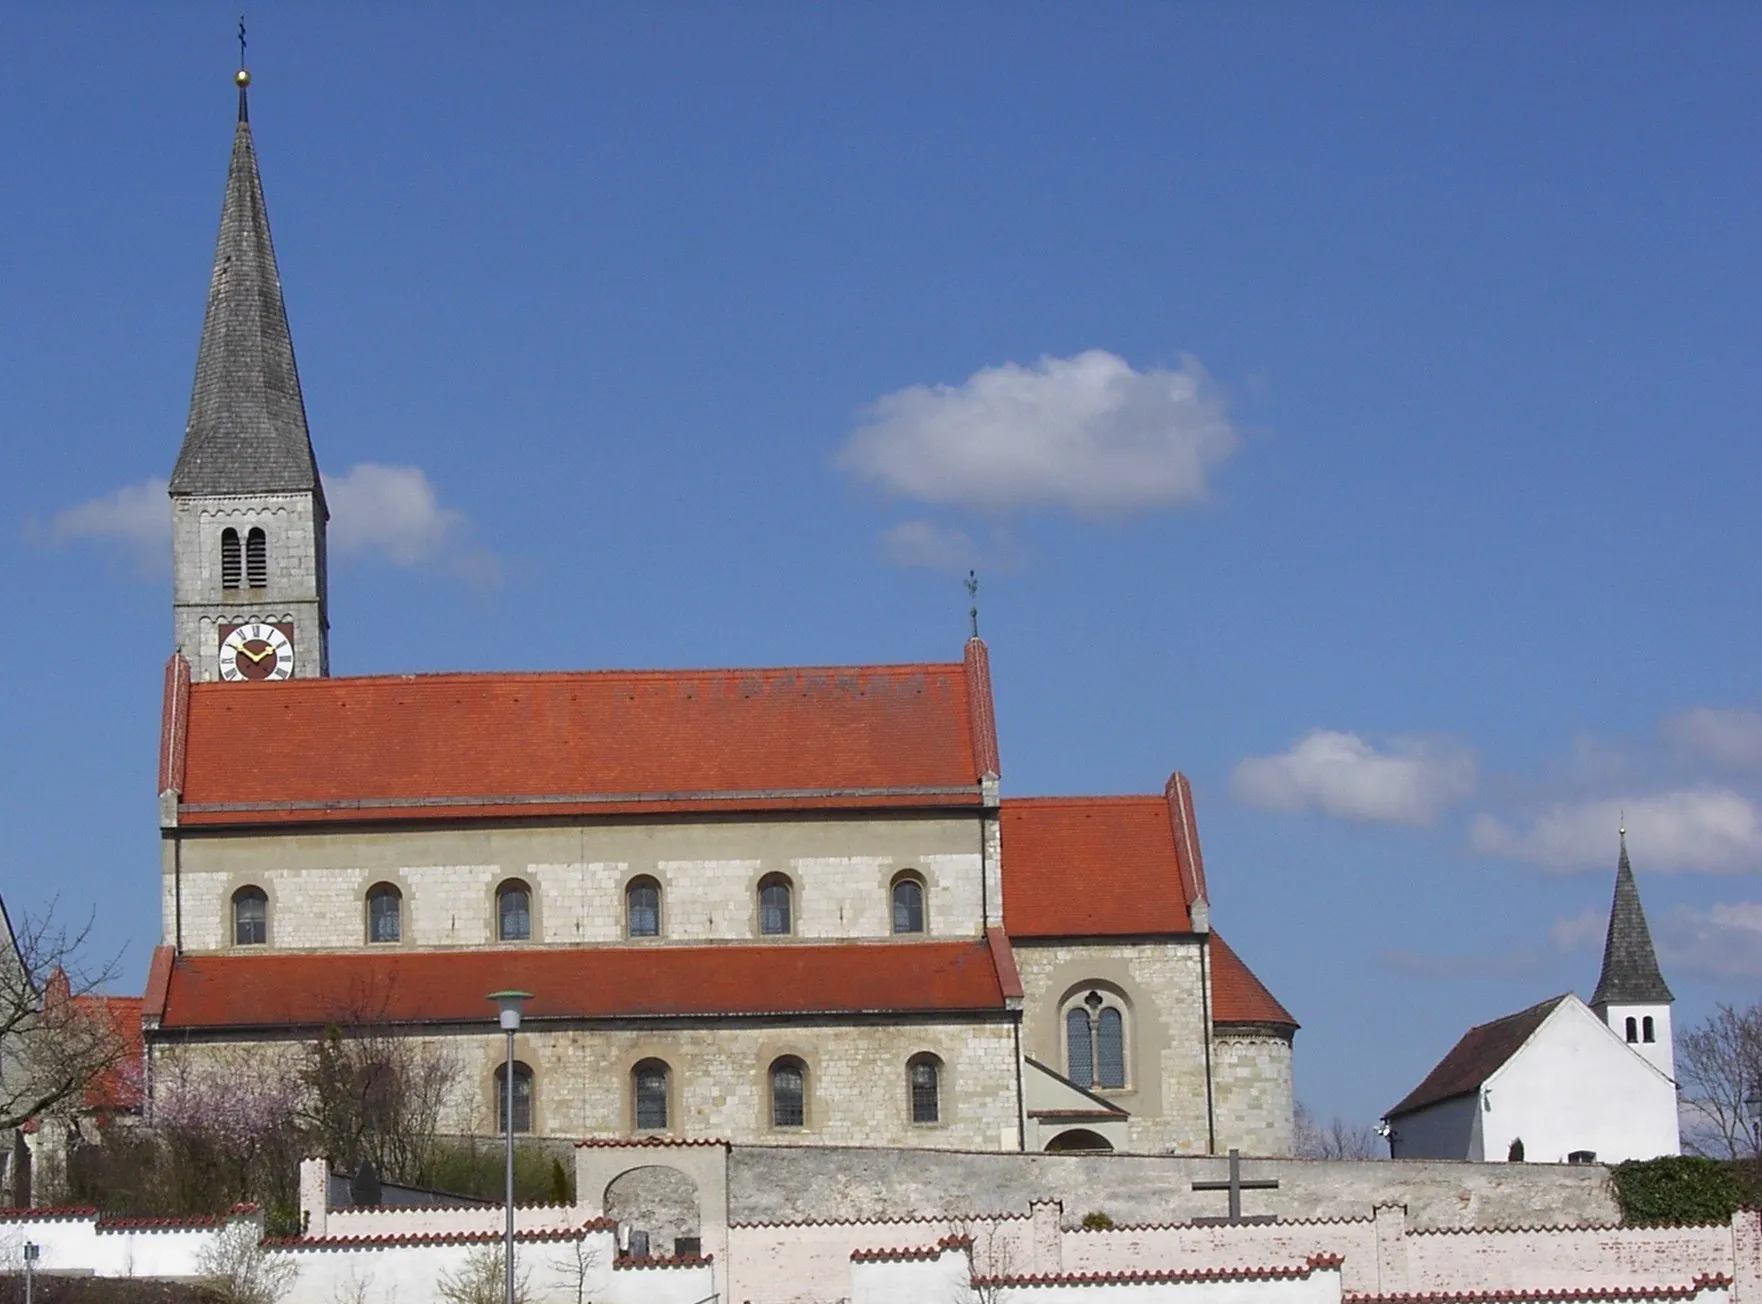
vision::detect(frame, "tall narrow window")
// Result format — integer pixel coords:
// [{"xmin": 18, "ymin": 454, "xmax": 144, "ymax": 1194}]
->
[
  {"xmin": 891, "ymin": 876, "xmax": 925, "ymax": 934},
  {"xmin": 245, "ymin": 527, "xmax": 267, "ymax": 587},
  {"xmin": 367, "ymin": 883, "xmax": 402, "ymax": 944},
  {"xmin": 1096, "ymin": 1007, "xmax": 1126, "ymax": 1089},
  {"xmin": 908, "ymin": 1055, "xmax": 941, "ymax": 1124},
  {"xmin": 758, "ymin": 875, "xmax": 793, "ymax": 936},
  {"xmin": 770, "ymin": 1058, "xmax": 805, "ymax": 1128},
  {"xmin": 497, "ymin": 880, "xmax": 531, "ymax": 941},
  {"xmin": 220, "ymin": 529, "xmax": 242, "ymax": 589},
  {"xmin": 633, "ymin": 1060, "xmax": 669, "ymax": 1131},
  {"xmin": 1065, "ymin": 1008, "xmax": 1094, "ymax": 1088},
  {"xmin": 626, "ymin": 877, "xmax": 660, "ymax": 938},
  {"xmin": 232, "ymin": 887, "xmax": 267, "ymax": 946},
  {"xmin": 1642, "ymin": 1016, "xmax": 1655, "ymax": 1043},
  {"xmin": 496, "ymin": 1062, "xmax": 533, "ymax": 1134},
  {"xmin": 1625, "ymin": 1016, "xmax": 1638, "ymax": 1043}
]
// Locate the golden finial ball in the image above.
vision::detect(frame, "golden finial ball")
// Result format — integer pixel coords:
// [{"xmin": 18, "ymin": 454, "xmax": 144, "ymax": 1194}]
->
[{"xmin": 235, "ymin": 68, "xmax": 251, "ymax": 88}]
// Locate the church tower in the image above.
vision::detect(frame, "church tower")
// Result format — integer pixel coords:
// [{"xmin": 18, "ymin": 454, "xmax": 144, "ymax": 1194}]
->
[
  {"xmin": 169, "ymin": 68, "xmax": 328, "ymax": 684},
  {"xmin": 1590, "ymin": 830, "xmax": 1675, "ymax": 1081}
]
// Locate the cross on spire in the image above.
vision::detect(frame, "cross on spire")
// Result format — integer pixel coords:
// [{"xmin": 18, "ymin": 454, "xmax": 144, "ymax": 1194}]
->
[
  {"xmin": 965, "ymin": 570, "xmax": 980, "ymax": 639},
  {"xmin": 1191, "ymin": 1149, "xmax": 1279, "ymax": 1224}
]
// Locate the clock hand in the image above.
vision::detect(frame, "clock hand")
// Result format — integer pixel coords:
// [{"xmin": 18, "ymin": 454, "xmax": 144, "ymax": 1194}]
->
[{"xmin": 236, "ymin": 642, "xmax": 272, "ymax": 662}]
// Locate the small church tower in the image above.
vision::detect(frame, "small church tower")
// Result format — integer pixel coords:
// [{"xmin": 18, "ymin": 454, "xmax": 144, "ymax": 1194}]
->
[
  {"xmin": 1590, "ymin": 830, "xmax": 1675, "ymax": 1081},
  {"xmin": 169, "ymin": 67, "xmax": 328, "ymax": 683}
]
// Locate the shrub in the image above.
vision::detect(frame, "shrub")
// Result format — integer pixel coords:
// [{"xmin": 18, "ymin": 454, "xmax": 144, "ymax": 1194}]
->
[
  {"xmin": 1611, "ymin": 1155, "xmax": 1760, "ymax": 1224},
  {"xmin": 1080, "ymin": 1210, "xmax": 1115, "ymax": 1230},
  {"xmin": 420, "ymin": 1137, "xmax": 573, "ymax": 1205}
]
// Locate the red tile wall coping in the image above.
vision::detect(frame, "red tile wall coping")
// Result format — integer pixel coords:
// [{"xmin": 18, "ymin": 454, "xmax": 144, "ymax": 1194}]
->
[
  {"xmin": 972, "ymin": 1254, "xmax": 1345, "ymax": 1289},
  {"xmin": 851, "ymin": 1235, "xmax": 973, "ymax": 1263},
  {"xmin": 731, "ymin": 1212, "xmax": 1029, "ymax": 1230},
  {"xmin": 1069, "ymin": 1214, "xmax": 1375, "ymax": 1232},
  {"xmin": 265, "ymin": 1222, "xmax": 615, "ymax": 1250},
  {"xmin": 0, "ymin": 1206, "xmax": 101, "ymax": 1222},
  {"xmin": 1346, "ymin": 1279, "xmax": 1732, "ymax": 1304},
  {"xmin": 575, "ymin": 1136, "xmax": 730, "ymax": 1148},
  {"xmin": 612, "ymin": 1253, "xmax": 715, "ymax": 1269},
  {"xmin": 1406, "ymin": 1221, "xmax": 1734, "ymax": 1235},
  {"xmin": 327, "ymin": 1199, "xmax": 573, "ymax": 1214}
]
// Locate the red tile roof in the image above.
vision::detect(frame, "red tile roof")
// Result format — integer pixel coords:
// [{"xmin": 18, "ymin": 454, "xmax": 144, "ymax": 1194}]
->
[
  {"xmin": 1210, "ymin": 934, "xmax": 1298, "ymax": 1029},
  {"xmin": 71, "ymin": 994, "xmax": 145, "ymax": 1112},
  {"xmin": 154, "ymin": 939, "xmax": 1010, "ymax": 1030},
  {"xmin": 1000, "ymin": 795, "xmax": 1197, "ymax": 937},
  {"xmin": 1387, "ymin": 995, "xmax": 1567, "ymax": 1118},
  {"xmin": 163, "ymin": 645, "xmax": 999, "ymax": 827}
]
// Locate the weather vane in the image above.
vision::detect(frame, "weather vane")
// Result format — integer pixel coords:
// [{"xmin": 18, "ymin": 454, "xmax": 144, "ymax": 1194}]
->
[
  {"xmin": 965, "ymin": 570, "xmax": 980, "ymax": 640},
  {"xmin": 238, "ymin": 16, "xmax": 247, "ymax": 70}
]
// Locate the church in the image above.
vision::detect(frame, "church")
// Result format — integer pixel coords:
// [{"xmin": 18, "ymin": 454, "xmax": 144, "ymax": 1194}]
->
[{"xmin": 140, "ymin": 72, "xmax": 1297, "ymax": 1157}]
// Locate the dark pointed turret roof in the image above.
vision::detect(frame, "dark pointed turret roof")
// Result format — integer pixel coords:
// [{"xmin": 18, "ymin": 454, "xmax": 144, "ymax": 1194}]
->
[
  {"xmin": 169, "ymin": 76, "xmax": 322, "ymax": 502},
  {"xmin": 1591, "ymin": 832, "xmax": 1674, "ymax": 1006}
]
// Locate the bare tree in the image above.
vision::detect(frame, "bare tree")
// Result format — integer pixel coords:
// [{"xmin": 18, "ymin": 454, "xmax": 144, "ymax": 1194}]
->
[
  {"xmin": 301, "ymin": 1013, "xmax": 460, "ymax": 1185},
  {"xmin": 1678, "ymin": 1002, "xmax": 1762, "ymax": 1160},
  {"xmin": 438, "ymin": 1243, "xmax": 531, "ymax": 1304},
  {"xmin": 549, "ymin": 1233, "xmax": 606, "ymax": 1304},
  {"xmin": 0, "ymin": 899, "xmax": 126, "ymax": 1132},
  {"xmin": 1293, "ymin": 1101, "xmax": 1383, "ymax": 1159},
  {"xmin": 196, "ymin": 1220, "xmax": 300, "ymax": 1304}
]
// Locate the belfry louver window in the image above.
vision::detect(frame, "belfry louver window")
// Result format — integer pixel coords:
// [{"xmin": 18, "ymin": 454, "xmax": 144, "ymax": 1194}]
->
[
  {"xmin": 245, "ymin": 527, "xmax": 268, "ymax": 587},
  {"xmin": 220, "ymin": 529, "xmax": 242, "ymax": 589}
]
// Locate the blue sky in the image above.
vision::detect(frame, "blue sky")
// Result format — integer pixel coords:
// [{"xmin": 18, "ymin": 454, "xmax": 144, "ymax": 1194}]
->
[{"xmin": 3, "ymin": 4, "xmax": 1760, "ymax": 1132}]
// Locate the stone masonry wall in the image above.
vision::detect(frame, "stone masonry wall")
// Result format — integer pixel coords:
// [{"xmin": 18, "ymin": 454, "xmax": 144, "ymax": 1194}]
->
[
  {"xmin": 1013, "ymin": 940, "xmax": 1212, "ymax": 1154},
  {"xmin": 1212, "ymin": 1031, "xmax": 1295, "ymax": 1156},
  {"xmin": 171, "ymin": 491, "xmax": 326, "ymax": 682},
  {"xmin": 162, "ymin": 814, "xmax": 984, "ymax": 952},
  {"xmin": 149, "ymin": 1017, "xmax": 1021, "ymax": 1150}
]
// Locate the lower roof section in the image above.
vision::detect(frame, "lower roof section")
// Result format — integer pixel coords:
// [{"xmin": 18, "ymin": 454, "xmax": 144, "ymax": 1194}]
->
[{"xmin": 147, "ymin": 937, "xmax": 1012, "ymax": 1032}]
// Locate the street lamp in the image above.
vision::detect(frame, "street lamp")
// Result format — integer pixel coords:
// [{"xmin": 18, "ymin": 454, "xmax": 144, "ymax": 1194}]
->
[
  {"xmin": 23, "ymin": 1242, "xmax": 38, "ymax": 1304},
  {"xmin": 1744, "ymin": 1084, "xmax": 1762, "ymax": 1156},
  {"xmin": 488, "ymin": 990, "xmax": 532, "ymax": 1304}
]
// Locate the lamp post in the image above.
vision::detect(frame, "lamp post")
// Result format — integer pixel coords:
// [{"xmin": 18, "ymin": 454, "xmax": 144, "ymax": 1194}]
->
[
  {"xmin": 488, "ymin": 990, "xmax": 532, "ymax": 1304},
  {"xmin": 1745, "ymin": 1085, "xmax": 1762, "ymax": 1157},
  {"xmin": 23, "ymin": 1241, "xmax": 38, "ymax": 1304}
]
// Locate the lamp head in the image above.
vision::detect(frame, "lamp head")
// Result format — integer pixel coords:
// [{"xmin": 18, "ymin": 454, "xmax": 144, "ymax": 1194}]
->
[{"xmin": 487, "ymin": 990, "xmax": 532, "ymax": 1031}]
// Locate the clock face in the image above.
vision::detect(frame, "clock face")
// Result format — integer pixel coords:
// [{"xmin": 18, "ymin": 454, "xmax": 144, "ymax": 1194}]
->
[{"xmin": 218, "ymin": 622, "xmax": 295, "ymax": 682}]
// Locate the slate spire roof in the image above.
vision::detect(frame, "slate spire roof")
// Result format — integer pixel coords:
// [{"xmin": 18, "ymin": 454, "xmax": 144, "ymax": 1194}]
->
[
  {"xmin": 1591, "ymin": 831, "xmax": 1674, "ymax": 1007},
  {"xmin": 169, "ymin": 75, "xmax": 322, "ymax": 502}
]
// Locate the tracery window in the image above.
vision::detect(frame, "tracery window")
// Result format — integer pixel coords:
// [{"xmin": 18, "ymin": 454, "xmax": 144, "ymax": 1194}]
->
[
  {"xmin": 232, "ymin": 886, "xmax": 267, "ymax": 946},
  {"xmin": 245, "ymin": 527, "xmax": 267, "ymax": 587},
  {"xmin": 758, "ymin": 874, "xmax": 793, "ymax": 936},
  {"xmin": 496, "ymin": 1061, "xmax": 533, "ymax": 1134},
  {"xmin": 891, "ymin": 874, "xmax": 925, "ymax": 934},
  {"xmin": 367, "ymin": 883, "xmax": 402, "ymax": 944},
  {"xmin": 627, "ymin": 877, "xmax": 661, "ymax": 938},
  {"xmin": 497, "ymin": 880, "xmax": 531, "ymax": 941},
  {"xmin": 769, "ymin": 1057, "xmax": 806, "ymax": 1128},
  {"xmin": 633, "ymin": 1059, "xmax": 669, "ymax": 1131},
  {"xmin": 908, "ymin": 1054, "xmax": 941, "ymax": 1124},
  {"xmin": 1065, "ymin": 989, "xmax": 1127, "ymax": 1090},
  {"xmin": 220, "ymin": 528, "xmax": 242, "ymax": 589}
]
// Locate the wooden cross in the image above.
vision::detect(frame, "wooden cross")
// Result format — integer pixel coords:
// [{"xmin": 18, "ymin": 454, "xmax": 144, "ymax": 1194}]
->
[{"xmin": 1191, "ymin": 1148, "xmax": 1279, "ymax": 1223}]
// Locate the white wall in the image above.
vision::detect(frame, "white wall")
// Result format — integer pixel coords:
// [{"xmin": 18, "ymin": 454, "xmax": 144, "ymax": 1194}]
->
[
  {"xmin": 1484, "ymin": 998, "xmax": 1679, "ymax": 1163},
  {"xmin": 1387, "ymin": 1092, "xmax": 1478, "ymax": 1160},
  {"xmin": 1599, "ymin": 1001, "xmax": 1676, "ymax": 1082}
]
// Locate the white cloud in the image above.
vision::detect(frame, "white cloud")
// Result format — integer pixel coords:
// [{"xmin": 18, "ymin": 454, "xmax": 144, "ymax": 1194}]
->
[
  {"xmin": 1549, "ymin": 906, "xmax": 1606, "ymax": 953},
  {"xmin": 1655, "ymin": 902, "xmax": 1762, "ymax": 979},
  {"xmin": 47, "ymin": 476, "xmax": 171, "ymax": 570},
  {"xmin": 45, "ymin": 464, "xmax": 492, "ymax": 581},
  {"xmin": 840, "ymin": 350, "xmax": 1239, "ymax": 517},
  {"xmin": 1229, "ymin": 730, "xmax": 1477, "ymax": 827},
  {"xmin": 324, "ymin": 463, "xmax": 464, "ymax": 566},
  {"xmin": 1470, "ymin": 788, "xmax": 1762, "ymax": 873},
  {"xmin": 881, "ymin": 520, "xmax": 982, "ymax": 573},
  {"xmin": 1662, "ymin": 707, "xmax": 1762, "ymax": 771}
]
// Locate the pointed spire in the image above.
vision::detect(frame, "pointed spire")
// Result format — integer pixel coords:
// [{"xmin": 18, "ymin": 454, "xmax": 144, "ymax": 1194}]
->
[
  {"xmin": 169, "ymin": 65, "xmax": 322, "ymax": 501},
  {"xmin": 1591, "ymin": 829, "xmax": 1674, "ymax": 1006}
]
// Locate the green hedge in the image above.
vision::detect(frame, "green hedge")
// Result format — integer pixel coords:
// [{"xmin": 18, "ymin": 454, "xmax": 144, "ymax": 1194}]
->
[{"xmin": 1611, "ymin": 1156, "xmax": 1760, "ymax": 1224}]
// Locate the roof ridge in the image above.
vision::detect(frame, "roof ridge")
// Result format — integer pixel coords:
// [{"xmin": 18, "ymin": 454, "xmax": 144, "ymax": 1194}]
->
[
  {"xmin": 187, "ymin": 662, "xmax": 968, "ymax": 690},
  {"xmin": 1004, "ymin": 794, "xmax": 1166, "ymax": 806}
]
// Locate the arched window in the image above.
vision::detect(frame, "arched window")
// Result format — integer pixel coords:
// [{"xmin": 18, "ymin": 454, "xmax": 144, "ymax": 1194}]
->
[
  {"xmin": 769, "ymin": 1058, "xmax": 806, "ymax": 1128},
  {"xmin": 496, "ymin": 1061, "xmax": 533, "ymax": 1134},
  {"xmin": 232, "ymin": 886, "xmax": 267, "ymax": 946},
  {"xmin": 891, "ymin": 875, "xmax": 925, "ymax": 934},
  {"xmin": 367, "ymin": 883, "xmax": 402, "ymax": 944},
  {"xmin": 497, "ymin": 880, "xmax": 531, "ymax": 941},
  {"xmin": 245, "ymin": 527, "xmax": 268, "ymax": 587},
  {"xmin": 626, "ymin": 877, "xmax": 661, "ymax": 938},
  {"xmin": 1065, "ymin": 990, "xmax": 1128, "ymax": 1090},
  {"xmin": 220, "ymin": 529, "xmax": 242, "ymax": 589},
  {"xmin": 758, "ymin": 874, "xmax": 793, "ymax": 936},
  {"xmin": 1045, "ymin": 1129, "xmax": 1113, "ymax": 1153},
  {"xmin": 1642, "ymin": 1016, "xmax": 1655, "ymax": 1043},
  {"xmin": 1625, "ymin": 1016, "xmax": 1638, "ymax": 1043},
  {"xmin": 632, "ymin": 1059, "xmax": 669, "ymax": 1131},
  {"xmin": 908, "ymin": 1054, "xmax": 941, "ymax": 1124}
]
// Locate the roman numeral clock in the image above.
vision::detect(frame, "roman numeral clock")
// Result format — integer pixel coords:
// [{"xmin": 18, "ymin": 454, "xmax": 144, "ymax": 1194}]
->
[{"xmin": 217, "ymin": 622, "xmax": 295, "ymax": 682}]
